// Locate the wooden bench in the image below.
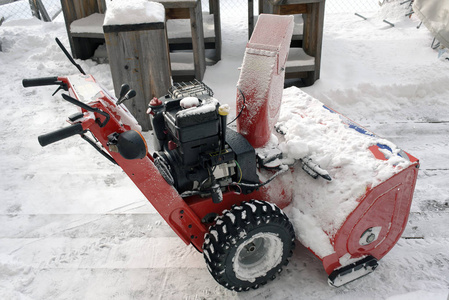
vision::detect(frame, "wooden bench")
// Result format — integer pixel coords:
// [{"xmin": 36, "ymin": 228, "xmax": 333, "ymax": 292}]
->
[
  {"xmin": 248, "ymin": 0, "xmax": 303, "ymax": 44},
  {"xmin": 60, "ymin": 0, "xmax": 215, "ymax": 81},
  {"xmin": 158, "ymin": 0, "xmax": 206, "ymax": 81},
  {"xmin": 166, "ymin": 0, "xmax": 221, "ymax": 63},
  {"xmin": 248, "ymin": 0, "xmax": 325, "ymax": 86}
]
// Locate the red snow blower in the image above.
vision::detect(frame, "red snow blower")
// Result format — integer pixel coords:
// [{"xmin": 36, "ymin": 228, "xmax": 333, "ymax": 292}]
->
[{"xmin": 23, "ymin": 15, "xmax": 419, "ymax": 291}]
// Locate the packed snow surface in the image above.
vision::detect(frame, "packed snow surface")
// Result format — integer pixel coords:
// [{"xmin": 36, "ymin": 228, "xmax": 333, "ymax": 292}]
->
[{"xmin": 1, "ymin": 1, "xmax": 449, "ymax": 299}]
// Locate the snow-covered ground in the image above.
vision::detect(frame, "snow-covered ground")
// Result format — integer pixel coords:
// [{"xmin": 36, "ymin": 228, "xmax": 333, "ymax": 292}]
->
[{"xmin": 1, "ymin": 1, "xmax": 449, "ymax": 299}]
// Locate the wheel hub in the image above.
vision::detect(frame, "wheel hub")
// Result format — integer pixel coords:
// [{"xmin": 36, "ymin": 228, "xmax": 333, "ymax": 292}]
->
[{"xmin": 233, "ymin": 232, "xmax": 283, "ymax": 282}]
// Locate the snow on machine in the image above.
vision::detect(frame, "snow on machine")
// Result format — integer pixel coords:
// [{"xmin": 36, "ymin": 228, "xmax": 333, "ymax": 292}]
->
[{"xmin": 22, "ymin": 15, "xmax": 419, "ymax": 291}]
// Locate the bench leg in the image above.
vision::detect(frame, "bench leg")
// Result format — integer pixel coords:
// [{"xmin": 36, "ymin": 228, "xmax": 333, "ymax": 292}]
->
[{"xmin": 190, "ymin": 1, "xmax": 206, "ymax": 80}]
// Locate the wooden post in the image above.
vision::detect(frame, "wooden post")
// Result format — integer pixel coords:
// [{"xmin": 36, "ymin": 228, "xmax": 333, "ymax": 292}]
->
[
  {"xmin": 189, "ymin": 0, "xmax": 206, "ymax": 80},
  {"xmin": 29, "ymin": 0, "xmax": 40, "ymax": 19},
  {"xmin": 0, "ymin": 16, "xmax": 3, "ymax": 51},
  {"xmin": 211, "ymin": 0, "xmax": 222, "ymax": 61},
  {"xmin": 248, "ymin": 0, "xmax": 254, "ymax": 39},
  {"xmin": 104, "ymin": 22, "xmax": 172, "ymax": 131},
  {"xmin": 302, "ymin": 1, "xmax": 325, "ymax": 86},
  {"xmin": 35, "ymin": 0, "xmax": 51, "ymax": 21}
]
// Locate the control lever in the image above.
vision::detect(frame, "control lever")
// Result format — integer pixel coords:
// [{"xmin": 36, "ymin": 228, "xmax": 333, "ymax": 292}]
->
[
  {"xmin": 119, "ymin": 84, "xmax": 130, "ymax": 99},
  {"xmin": 61, "ymin": 94, "xmax": 110, "ymax": 127},
  {"xmin": 117, "ymin": 84, "xmax": 136, "ymax": 105}
]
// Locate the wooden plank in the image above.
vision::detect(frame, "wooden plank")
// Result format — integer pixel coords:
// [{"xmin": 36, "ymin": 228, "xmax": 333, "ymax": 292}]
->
[
  {"xmin": 70, "ymin": 32, "xmax": 105, "ymax": 39},
  {"xmin": 285, "ymin": 71, "xmax": 309, "ymax": 79},
  {"xmin": 168, "ymin": 37, "xmax": 216, "ymax": 46},
  {"xmin": 165, "ymin": 8, "xmax": 190, "ymax": 19},
  {"xmin": 285, "ymin": 47, "xmax": 315, "ymax": 73},
  {"xmin": 104, "ymin": 22, "xmax": 165, "ymax": 33},
  {"xmin": 274, "ymin": 3, "xmax": 308, "ymax": 15}
]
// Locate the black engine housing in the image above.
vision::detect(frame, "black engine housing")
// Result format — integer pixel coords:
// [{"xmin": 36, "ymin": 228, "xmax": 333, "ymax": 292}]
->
[{"xmin": 149, "ymin": 90, "xmax": 259, "ymax": 196}]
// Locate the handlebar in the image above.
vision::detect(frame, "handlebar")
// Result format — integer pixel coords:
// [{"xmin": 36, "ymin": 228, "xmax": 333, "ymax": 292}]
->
[
  {"xmin": 23, "ymin": 75, "xmax": 110, "ymax": 146},
  {"xmin": 22, "ymin": 77, "xmax": 61, "ymax": 88},
  {"xmin": 38, "ymin": 123, "xmax": 85, "ymax": 147}
]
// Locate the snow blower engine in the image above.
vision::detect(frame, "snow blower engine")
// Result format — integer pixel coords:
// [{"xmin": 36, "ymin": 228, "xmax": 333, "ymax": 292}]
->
[{"xmin": 148, "ymin": 80, "xmax": 260, "ymax": 203}]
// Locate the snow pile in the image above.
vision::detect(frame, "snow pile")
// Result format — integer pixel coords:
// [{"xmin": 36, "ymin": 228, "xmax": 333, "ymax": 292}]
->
[
  {"xmin": 176, "ymin": 98, "xmax": 218, "ymax": 118},
  {"xmin": 70, "ymin": 13, "xmax": 104, "ymax": 34},
  {"xmin": 276, "ymin": 87, "xmax": 412, "ymax": 257},
  {"xmin": 377, "ymin": 0, "xmax": 411, "ymax": 24},
  {"xmin": 103, "ymin": 0, "xmax": 165, "ymax": 26},
  {"xmin": 180, "ymin": 97, "xmax": 200, "ymax": 109}
]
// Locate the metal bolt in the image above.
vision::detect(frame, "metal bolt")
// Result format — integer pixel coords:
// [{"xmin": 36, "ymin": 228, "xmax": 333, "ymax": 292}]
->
[
  {"xmin": 245, "ymin": 242, "xmax": 256, "ymax": 252},
  {"xmin": 366, "ymin": 233, "xmax": 376, "ymax": 244},
  {"xmin": 359, "ymin": 226, "xmax": 382, "ymax": 246}
]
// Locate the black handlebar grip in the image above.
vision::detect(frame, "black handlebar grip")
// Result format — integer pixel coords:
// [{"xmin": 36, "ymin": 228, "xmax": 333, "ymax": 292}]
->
[
  {"xmin": 38, "ymin": 123, "xmax": 84, "ymax": 147},
  {"xmin": 22, "ymin": 77, "xmax": 59, "ymax": 88}
]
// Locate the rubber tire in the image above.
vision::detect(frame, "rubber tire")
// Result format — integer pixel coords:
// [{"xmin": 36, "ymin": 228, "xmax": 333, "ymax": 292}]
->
[{"xmin": 203, "ymin": 200, "xmax": 295, "ymax": 291}]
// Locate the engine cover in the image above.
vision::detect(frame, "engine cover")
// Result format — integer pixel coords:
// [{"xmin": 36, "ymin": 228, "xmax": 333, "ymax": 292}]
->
[{"xmin": 149, "ymin": 82, "xmax": 259, "ymax": 195}]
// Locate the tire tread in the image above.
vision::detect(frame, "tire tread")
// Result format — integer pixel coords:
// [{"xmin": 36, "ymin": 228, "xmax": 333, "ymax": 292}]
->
[{"xmin": 203, "ymin": 200, "xmax": 295, "ymax": 291}]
